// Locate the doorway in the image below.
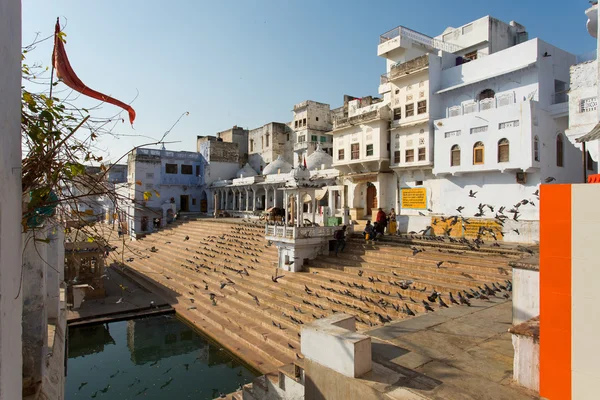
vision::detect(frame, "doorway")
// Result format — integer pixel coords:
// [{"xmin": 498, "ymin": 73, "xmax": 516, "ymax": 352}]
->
[
  {"xmin": 141, "ymin": 216, "xmax": 149, "ymax": 232},
  {"xmin": 180, "ymin": 195, "xmax": 189, "ymax": 212},
  {"xmin": 366, "ymin": 185, "xmax": 377, "ymax": 216}
]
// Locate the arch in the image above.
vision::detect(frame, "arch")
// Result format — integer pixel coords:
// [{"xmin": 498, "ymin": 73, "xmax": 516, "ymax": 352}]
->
[
  {"xmin": 473, "ymin": 141, "xmax": 485, "ymax": 165},
  {"xmin": 497, "ymin": 138, "xmax": 509, "ymax": 163},
  {"xmin": 451, "ymin": 144, "xmax": 461, "ymax": 167},
  {"xmin": 534, "ymin": 136, "xmax": 540, "ymax": 162},
  {"xmin": 366, "ymin": 184, "xmax": 377, "ymax": 216},
  {"xmin": 556, "ymin": 134, "xmax": 564, "ymax": 167},
  {"xmin": 478, "ymin": 88, "xmax": 495, "ymax": 101}
]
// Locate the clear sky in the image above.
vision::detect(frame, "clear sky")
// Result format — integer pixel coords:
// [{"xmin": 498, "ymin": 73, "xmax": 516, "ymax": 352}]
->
[{"xmin": 22, "ymin": 0, "xmax": 596, "ymax": 163}]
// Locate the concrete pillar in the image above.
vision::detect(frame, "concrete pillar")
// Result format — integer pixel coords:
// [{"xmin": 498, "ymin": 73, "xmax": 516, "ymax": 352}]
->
[
  {"xmin": 225, "ymin": 190, "xmax": 229, "ymax": 210},
  {"xmin": 297, "ymin": 193, "xmax": 302, "ymax": 226},
  {"xmin": 312, "ymin": 197, "xmax": 317, "ymax": 225},
  {"xmin": 252, "ymin": 189, "xmax": 257, "ymax": 212},
  {"xmin": 1, "ymin": 3, "xmax": 24, "ymax": 396},
  {"xmin": 22, "ymin": 230, "xmax": 49, "ymax": 388},
  {"xmin": 274, "ymin": 188, "xmax": 279, "ymax": 208},
  {"xmin": 239, "ymin": 191, "xmax": 243, "ymax": 211},
  {"xmin": 245, "ymin": 188, "xmax": 250, "ymax": 211},
  {"xmin": 213, "ymin": 193, "xmax": 218, "ymax": 217},
  {"xmin": 284, "ymin": 192, "xmax": 289, "ymax": 224}
]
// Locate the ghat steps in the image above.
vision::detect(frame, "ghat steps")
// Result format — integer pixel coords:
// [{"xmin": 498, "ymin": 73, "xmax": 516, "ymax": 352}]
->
[{"xmin": 111, "ymin": 218, "xmax": 518, "ymax": 373}]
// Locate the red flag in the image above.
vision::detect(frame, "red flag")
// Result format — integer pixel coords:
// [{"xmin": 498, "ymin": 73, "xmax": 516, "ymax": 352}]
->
[
  {"xmin": 303, "ymin": 156, "xmax": 307, "ymax": 169},
  {"xmin": 52, "ymin": 19, "xmax": 136, "ymax": 124}
]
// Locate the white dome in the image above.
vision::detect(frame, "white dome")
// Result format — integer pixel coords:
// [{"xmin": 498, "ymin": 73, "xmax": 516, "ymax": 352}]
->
[
  {"xmin": 305, "ymin": 144, "xmax": 333, "ymax": 170},
  {"xmin": 262, "ymin": 155, "xmax": 293, "ymax": 175},
  {"xmin": 236, "ymin": 163, "xmax": 258, "ymax": 178}
]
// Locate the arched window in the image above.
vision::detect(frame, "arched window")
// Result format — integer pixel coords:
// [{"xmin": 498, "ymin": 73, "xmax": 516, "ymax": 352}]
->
[
  {"xmin": 534, "ymin": 136, "xmax": 540, "ymax": 161},
  {"xmin": 498, "ymin": 139, "xmax": 509, "ymax": 162},
  {"xmin": 556, "ymin": 134, "xmax": 564, "ymax": 167},
  {"xmin": 451, "ymin": 145, "xmax": 461, "ymax": 166},
  {"xmin": 473, "ymin": 141, "xmax": 485, "ymax": 165},
  {"xmin": 478, "ymin": 89, "xmax": 495, "ymax": 101}
]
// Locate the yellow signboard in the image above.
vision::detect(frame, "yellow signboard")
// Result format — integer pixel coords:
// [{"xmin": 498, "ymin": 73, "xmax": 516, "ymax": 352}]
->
[{"xmin": 401, "ymin": 188, "xmax": 427, "ymax": 209}]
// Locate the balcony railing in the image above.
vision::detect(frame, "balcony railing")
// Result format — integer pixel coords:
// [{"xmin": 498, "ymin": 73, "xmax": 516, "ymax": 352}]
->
[
  {"xmin": 380, "ymin": 72, "xmax": 390, "ymax": 85},
  {"xmin": 160, "ymin": 175, "xmax": 200, "ymax": 186},
  {"xmin": 551, "ymin": 90, "xmax": 569, "ymax": 105},
  {"xmin": 294, "ymin": 141, "xmax": 332, "ymax": 151},
  {"xmin": 379, "ymin": 25, "xmax": 464, "ymax": 54},
  {"xmin": 389, "ymin": 55, "xmax": 429, "ymax": 79},
  {"xmin": 265, "ymin": 225, "xmax": 339, "ymax": 240},
  {"xmin": 333, "ymin": 110, "xmax": 381, "ymax": 130},
  {"xmin": 445, "ymin": 92, "xmax": 517, "ymax": 118}
]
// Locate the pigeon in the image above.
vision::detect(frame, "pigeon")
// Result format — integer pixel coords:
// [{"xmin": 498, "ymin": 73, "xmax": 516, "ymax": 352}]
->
[
  {"xmin": 184, "ymin": 235, "xmax": 190, "ymax": 241},
  {"xmin": 427, "ymin": 290, "xmax": 438, "ymax": 303},
  {"xmin": 468, "ymin": 190, "xmax": 477, "ymax": 198},
  {"xmin": 422, "ymin": 300, "xmax": 435, "ymax": 312},
  {"xmin": 544, "ymin": 177, "xmax": 556, "ymax": 183},
  {"xmin": 449, "ymin": 292, "xmax": 459, "ymax": 305},
  {"xmin": 458, "ymin": 292, "xmax": 471, "ymax": 306},
  {"xmin": 438, "ymin": 295, "xmax": 449, "ymax": 308},
  {"xmin": 513, "ymin": 229, "xmax": 520, "ymax": 235},
  {"xmin": 404, "ymin": 304, "xmax": 416, "ymax": 316},
  {"xmin": 456, "ymin": 206, "xmax": 464, "ymax": 213},
  {"xmin": 436, "ymin": 261, "xmax": 444, "ymax": 268}
]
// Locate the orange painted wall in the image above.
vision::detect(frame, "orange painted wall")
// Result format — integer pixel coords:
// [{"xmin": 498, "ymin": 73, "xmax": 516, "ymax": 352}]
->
[{"xmin": 539, "ymin": 184, "xmax": 572, "ymax": 399}]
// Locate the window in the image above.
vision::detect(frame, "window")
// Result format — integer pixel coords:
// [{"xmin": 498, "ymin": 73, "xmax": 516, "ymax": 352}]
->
[
  {"xmin": 473, "ymin": 142, "xmax": 484, "ymax": 165},
  {"xmin": 192, "ymin": 198, "xmax": 196, "ymax": 205},
  {"xmin": 287, "ymin": 133, "xmax": 290, "ymax": 141},
  {"xmin": 417, "ymin": 100, "xmax": 427, "ymax": 114},
  {"xmin": 556, "ymin": 134, "xmax": 564, "ymax": 167},
  {"xmin": 298, "ymin": 135, "xmax": 305, "ymax": 143},
  {"xmin": 196, "ymin": 165, "xmax": 200, "ymax": 176},
  {"xmin": 311, "ymin": 135, "xmax": 318, "ymax": 142},
  {"xmin": 366, "ymin": 144, "xmax": 374, "ymax": 156},
  {"xmin": 498, "ymin": 138, "xmax": 509, "ymax": 162},
  {"xmin": 418, "ymin": 147, "xmax": 426, "ymax": 161},
  {"xmin": 181, "ymin": 164, "xmax": 193, "ymax": 175},
  {"xmin": 445, "ymin": 130, "xmax": 461, "ymax": 138},
  {"xmin": 265, "ymin": 134, "xmax": 270, "ymax": 147},
  {"xmin": 294, "ymin": 121, "xmax": 298, "ymax": 128},
  {"xmin": 534, "ymin": 136, "xmax": 540, "ymax": 161},
  {"xmin": 499, "ymin": 120, "xmax": 519, "ymax": 129},
  {"xmin": 393, "ymin": 108, "xmax": 401, "ymax": 120},
  {"xmin": 579, "ymin": 97, "xmax": 597, "ymax": 113},
  {"xmin": 451, "ymin": 145, "xmax": 460, "ymax": 166},
  {"xmin": 351, "ymin": 143, "xmax": 360, "ymax": 160},
  {"xmin": 250, "ymin": 139, "xmax": 254, "ymax": 152},
  {"xmin": 405, "ymin": 103, "xmax": 414, "ymax": 117},
  {"xmin": 303, "ymin": 118, "xmax": 307, "ymax": 126},
  {"xmin": 394, "ymin": 150, "xmax": 401, "ymax": 163},
  {"xmin": 478, "ymin": 89, "xmax": 495, "ymax": 101},
  {"xmin": 405, "ymin": 149, "xmax": 414, "ymax": 162},
  {"xmin": 320, "ymin": 136, "xmax": 327, "ymax": 143},
  {"xmin": 338, "ymin": 149, "xmax": 345, "ymax": 160},
  {"xmin": 416, "ymin": 180, "xmax": 424, "ymax": 186},
  {"xmin": 470, "ymin": 126, "xmax": 488, "ymax": 134},
  {"xmin": 165, "ymin": 163, "xmax": 178, "ymax": 174},
  {"xmin": 316, "ymin": 117, "xmax": 319, "ymax": 121},
  {"xmin": 464, "ymin": 50, "xmax": 478, "ymax": 60},
  {"xmin": 587, "ymin": 152, "xmax": 594, "ymax": 171}
]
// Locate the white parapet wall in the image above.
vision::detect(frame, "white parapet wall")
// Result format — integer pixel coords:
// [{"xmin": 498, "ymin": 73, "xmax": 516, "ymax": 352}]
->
[
  {"xmin": 301, "ymin": 313, "xmax": 372, "ymax": 378},
  {"xmin": 512, "ymin": 265, "xmax": 540, "ymax": 325},
  {"xmin": 510, "ymin": 317, "xmax": 540, "ymax": 392}
]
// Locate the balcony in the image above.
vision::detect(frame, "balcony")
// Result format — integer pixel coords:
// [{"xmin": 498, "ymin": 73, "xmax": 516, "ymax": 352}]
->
[
  {"xmin": 378, "ymin": 25, "xmax": 464, "ymax": 56},
  {"xmin": 389, "ymin": 55, "xmax": 429, "ymax": 80},
  {"xmin": 551, "ymin": 90, "xmax": 569, "ymax": 105},
  {"xmin": 445, "ymin": 92, "xmax": 517, "ymax": 118},
  {"xmin": 160, "ymin": 175, "xmax": 200, "ymax": 186},
  {"xmin": 333, "ymin": 108, "xmax": 391, "ymax": 130},
  {"xmin": 265, "ymin": 224, "xmax": 339, "ymax": 240},
  {"xmin": 294, "ymin": 141, "xmax": 332, "ymax": 151}
]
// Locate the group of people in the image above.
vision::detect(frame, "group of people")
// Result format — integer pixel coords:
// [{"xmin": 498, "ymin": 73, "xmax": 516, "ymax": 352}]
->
[
  {"xmin": 333, "ymin": 207, "xmax": 398, "ymax": 256},
  {"xmin": 364, "ymin": 207, "xmax": 397, "ymax": 241}
]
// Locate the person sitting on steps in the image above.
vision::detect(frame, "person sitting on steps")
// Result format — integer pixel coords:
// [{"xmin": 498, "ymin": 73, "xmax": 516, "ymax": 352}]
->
[
  {"xmin": 334, "ymin": 225, "xmax": 347, "ymax": 256},
  {"xmin": 364, "ymin": 220, "xmax": 376, "ymax": 241}
]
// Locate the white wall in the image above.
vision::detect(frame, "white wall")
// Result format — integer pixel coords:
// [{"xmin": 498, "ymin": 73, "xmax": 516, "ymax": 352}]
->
[
  {"xmin": 333, "ymin": 119, "xmax": 390, "ymax": 166},
  {"xmin": 0, "ymin": 1, "xmax": 23, "ymax": 398},
  {"xmin": 512, "ymin": 268, "xmax": 540, "ymax": 325}
]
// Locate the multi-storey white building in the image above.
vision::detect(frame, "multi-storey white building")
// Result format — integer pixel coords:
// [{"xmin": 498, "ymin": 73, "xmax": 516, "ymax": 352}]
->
[{"xmin": 292, "ymin": 100, "xmax": 334, "ymax": 167}]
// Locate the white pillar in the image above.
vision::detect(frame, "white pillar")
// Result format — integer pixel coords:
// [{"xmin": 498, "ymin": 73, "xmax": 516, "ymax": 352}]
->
[
  {"xmin": 284, "ymin": 192, "xmax": 289, "ymax": 224},
  {"xmin": 252, "ymin": 189, "xmax": 257, "ymax": 212},
  {"xmin": 312, "ymin": 197, "xmax": 317, "ymax": 224},
  {"xmin": 297, "ymin": 193, "xmax": 302, "ymax": 227},
  {"xmin": 245, "ymin": 189, "xmax": 250, "ymax": 211},
  {"xmin": 225, "ymin": 190, "xmax": 229, "ymax": 210},
  {"xmin": 274, "ymin": 187, "xmax": 279, "ymax": 208}
]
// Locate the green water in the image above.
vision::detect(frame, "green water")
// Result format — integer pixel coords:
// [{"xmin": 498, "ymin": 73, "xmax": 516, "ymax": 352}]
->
[{"xmin": 66, "ymin": 315, "xmax": 258, "ymax": 400}]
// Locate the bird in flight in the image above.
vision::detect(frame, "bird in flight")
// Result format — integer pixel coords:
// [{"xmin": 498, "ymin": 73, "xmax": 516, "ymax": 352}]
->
[
  {"xmin": 468, "ymin": 190, "xmax": 477, "ymax": 198},
  {"xmin": 544, "ymin": 177, "xmax": 556, "ymax": 183}
]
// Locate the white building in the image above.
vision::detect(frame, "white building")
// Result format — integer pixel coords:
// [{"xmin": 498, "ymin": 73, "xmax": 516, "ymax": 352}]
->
[
  {"xmin": 248, "ymin": 122, "xmax": 293, "ymax": 174},
  {"xmin": 292, "ymin": 100, "xmax": 334, "ymax": 167},
  {"xmin": 569, "ymin": 2, "xmax": 600, "ymax": 175}
]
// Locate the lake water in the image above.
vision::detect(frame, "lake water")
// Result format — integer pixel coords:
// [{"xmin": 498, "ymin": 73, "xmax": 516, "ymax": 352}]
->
[{"xmin": 66, "ymin": 314, "xmax": 258, "ymax": 399}]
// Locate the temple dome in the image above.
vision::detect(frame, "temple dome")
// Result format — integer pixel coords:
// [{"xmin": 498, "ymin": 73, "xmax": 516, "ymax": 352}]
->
[
  {"xmin": 305, "ymin": 144, "xmax": 333, "ymax": 170},
  {"xmin": 262, "ymin": 155, "xmax": 293, "ymax": 175},
  {"xmin": 236, "ymin": 163, "xmax": 257, "ymax": 178}
]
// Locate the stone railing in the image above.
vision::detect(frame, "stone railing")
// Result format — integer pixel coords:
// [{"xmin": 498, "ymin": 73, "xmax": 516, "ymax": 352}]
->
[
  {"xmin": 160, "ymin": 175, "xmax": 200, "ymax": 185},
  {"xmin": 389, "ymin": 55, "xmax": 429, "ymax": 79},
  {"xmin": 265, "ymin": 225, "xmax": 339, "ymax": 240},
  {"xmin": 446, "ymin": 92, "xmax": 517, "ymax": 118},
  {"xmin": 334, "ymin": 110, "xmax": 381, "ymax": 130},
  {"xmin": 379, "ymin": 25, "xmax": 464, "ymax": 54}
]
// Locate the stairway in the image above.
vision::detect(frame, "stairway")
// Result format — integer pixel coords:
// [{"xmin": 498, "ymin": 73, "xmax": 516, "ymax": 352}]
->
[{"xmin": 110, "ymin": 218, "xmax": 518, "ymax": 374}]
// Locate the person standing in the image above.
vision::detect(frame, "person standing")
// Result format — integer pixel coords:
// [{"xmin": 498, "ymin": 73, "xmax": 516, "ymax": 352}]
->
[
  {"xmin": 334, "ymin": 225, "xmax": 347, "ymax": 256},
  {"xmin": 388, "ymin": 208, "xmax": 397, "ymax": 235},
  {"xmin": 376, "ymin": 208, "xmax": 386, "ymax": 235}
]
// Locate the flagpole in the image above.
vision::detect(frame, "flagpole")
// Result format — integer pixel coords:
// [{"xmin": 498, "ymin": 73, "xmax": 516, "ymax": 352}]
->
[{"xmin": 49, "ymin": 17, "xmax": 58, "ymax": 100}]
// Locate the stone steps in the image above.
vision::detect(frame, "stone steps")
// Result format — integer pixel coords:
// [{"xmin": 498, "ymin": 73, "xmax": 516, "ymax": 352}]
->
[{"xmin": 111, "ymin": 218, "xmax": 515, "ymax": 374}]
